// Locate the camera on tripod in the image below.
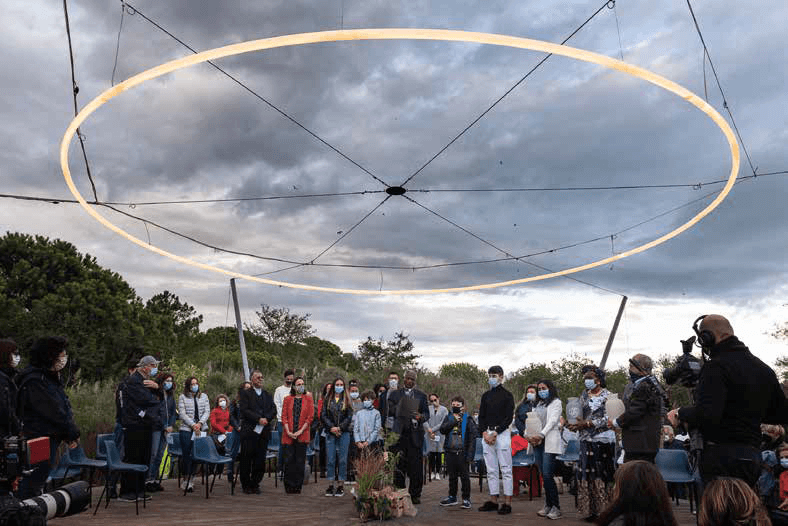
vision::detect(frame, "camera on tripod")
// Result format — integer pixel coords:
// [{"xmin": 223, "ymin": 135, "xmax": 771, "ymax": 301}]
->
[
  {"xmin": 662, "ymin": 336, "xmax": 703, "ymax": 388},
  {"xmin": 0, "ymin": 435, "xmax": 50, "ymax": 484}
]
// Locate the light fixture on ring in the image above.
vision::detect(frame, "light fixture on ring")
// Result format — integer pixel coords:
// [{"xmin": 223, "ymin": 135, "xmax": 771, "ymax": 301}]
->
[{"xmin": 60, "ymin": 29, "xmax": 740, "ymax": 295}]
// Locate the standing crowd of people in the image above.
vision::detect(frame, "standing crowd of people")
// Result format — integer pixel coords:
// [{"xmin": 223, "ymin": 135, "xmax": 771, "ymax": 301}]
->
[{"xmin": 2, "ymin": 313, "xmax": 788, "ymax": 526}]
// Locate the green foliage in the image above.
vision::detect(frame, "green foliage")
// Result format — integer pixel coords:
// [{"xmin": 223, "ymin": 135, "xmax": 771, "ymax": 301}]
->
[
  {"xmin": 356, "ymin": 332, "xmax": 419, "ymax": 373},
  {"xmin": 776, "ymin": 356, "xmax": 788, "ymax": 382},
  {"xmin": 248, "ymin": 304, "xmax": 314, "ymax": 344}
]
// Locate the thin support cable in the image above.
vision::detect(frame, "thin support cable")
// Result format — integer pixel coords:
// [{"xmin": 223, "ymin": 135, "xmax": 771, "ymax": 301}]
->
[
  {"xmin": 111, "ymin": 1, "xmax": 125, "ymax": 85},
  {"xmin": 63, "ymin": 0, "xmax": 99, "ymax": 202},
  {"xmin": 399, "ymin": 0, "xmax": 613, "ymax": 188},
  {"xmin": 611, "ymin": 0, "xmax": 624, "ymax": 60},
  {"xmin": 123, "ymin": 1, "xmax": 390, "ymax": 188},
  {"xmin": 685, "ymin": 0, "xmax": 757, "ymax": 176}
]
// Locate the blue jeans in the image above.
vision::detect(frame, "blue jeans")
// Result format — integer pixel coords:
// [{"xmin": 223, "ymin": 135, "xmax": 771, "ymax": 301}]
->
[
  {"xmin": 534, "ymin": 444, "xmax": 559, "ymax": 509},
  {"xmin": 227, "ymin": 430, "xmax": 240, "ymax": 477},
  {"xmin": 148, "ymin": 430, "xmax": 166, "ymax": 482},
  {"xmin": 113, "ymin": 421, "xmax": 125, "ymax": 458},
  {"xmin": 325, "ymin": 431, "xmax": 350, "ymax": 482},
  {"xmin": 179, "ymin": 430, "xmax": 194, "ymax": 477}
]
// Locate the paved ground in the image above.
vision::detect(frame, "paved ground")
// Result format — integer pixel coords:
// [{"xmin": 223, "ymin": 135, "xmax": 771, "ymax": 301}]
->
[{"xmin": 54, "ymin": 472, "xmax": 697, "ymax": 525}]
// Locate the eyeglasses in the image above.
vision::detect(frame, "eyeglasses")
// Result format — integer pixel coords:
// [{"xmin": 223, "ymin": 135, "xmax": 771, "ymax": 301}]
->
[{"xmin": 429, "ymin": 399, "xmax": 437, "ymax": 402}]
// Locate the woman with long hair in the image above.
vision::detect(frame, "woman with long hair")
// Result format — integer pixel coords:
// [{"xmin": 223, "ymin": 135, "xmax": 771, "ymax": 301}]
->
[
  {"xmin": 177, "ymin": 376, "xmax": 210, "ymax": 492},
  {"xmin": 281, "ymin": 376, "xmax": 314, "ymax": 494},
  {"xmin": 515, "ymin": 384, "xmax": 538, "ymax": 437},
  {"xmin": 528, "ymin": 379, "xmax": 563, "ymax": 519},
  {"xmin": 596, "ymin": 460, "xmax": 677, "ymax": 526},
  {"xmin": 320, "ymin": 376, "xmax": 353, "ymax": 497},
  {"xmin": 698, "ymin": 477, "xmax": 771, "ymax": 526}
]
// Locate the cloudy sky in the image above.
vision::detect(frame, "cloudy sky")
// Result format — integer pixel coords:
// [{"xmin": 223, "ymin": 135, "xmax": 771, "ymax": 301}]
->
[{"xmin": 2, "ymin": 0, "xmax": 787, "ymax": 377}]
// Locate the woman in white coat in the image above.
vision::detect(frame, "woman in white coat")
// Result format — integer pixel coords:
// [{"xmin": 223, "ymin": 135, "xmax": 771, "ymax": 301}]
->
[
  {"xmin": 525, "ymin": 379, "xmax": 564, "ymax": 520},
  {"xmin": 424, "ymin": 394, "xmax": 448, "ymax": 479}
]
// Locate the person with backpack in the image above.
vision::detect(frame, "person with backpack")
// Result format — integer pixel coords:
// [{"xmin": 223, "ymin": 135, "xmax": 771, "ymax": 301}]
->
[{"xmin": 439, "ymin": 396, "xmax": 478, "ymax": 510}]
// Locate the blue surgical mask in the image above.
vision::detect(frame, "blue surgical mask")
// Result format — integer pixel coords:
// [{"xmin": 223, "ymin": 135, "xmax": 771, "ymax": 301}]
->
[
  {"xmin": 363, "ymin": 400, "xmax": 373, "ymax": 409},
  {"xmin": 191, "ymin": 384, "xmax": 199, "ymax": 393},
  {"xmin": 488, "ymin": 377, "xmax": 499, "ymax": 388},
  {"xmin": 163, "ymin": 381, "xmax": 173, "ymax": 391},
  {"xmin": 526, "ymin": 392, "xmax": 536, "ymax": 402},
  {"xmin": 584, "ymin": 378, "xmax": 597, "ymax": 390},
  {"xmin": 350, "ymin": 391, "xmax": 359, "ymax": 399},
  {"xmin": 538, "ymin": 389, "xmax": 550, "ymax": 400},
  {"xmin": 150, "ymin": 367, "xmax": 158, "ymax": 377},
  {"xmin": 782, "ymin": 459, "xmax": 788, "ymax": 469},
  {"xmin": 334, "ymin": 385, "xmax": 344, "ymax": 394}
]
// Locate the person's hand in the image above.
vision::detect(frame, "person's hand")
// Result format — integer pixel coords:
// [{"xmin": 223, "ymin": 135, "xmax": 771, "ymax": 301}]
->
[
  {"xmin": 288, "ymin": 431, "xmax": 297, "ymax": 439},
  {"xmin": 67, "ymin": 440, "xmax": 79, "ymax": 449},
  {"xmin": 667, "ymin": 409, "xmax": 681, "ymax": 428},
  {"xmin": 607, "ymin": 418, "xmax": 615, "ymax": 429},
  {"xmin": 453, "ymin": 413, "xmax": 461, "ymax": 421},
  {"xmin": 410, "ymin": 411, "xmax": 421, "ymax": 421},
  {"xmin": 779, "ymin": 498, "xmax": 788, "ymax": 511},
  {"xmin": 143, "ymin": 380, "xmax": 158, "ymax": 389},
  {"xmin": 331, "ymin": 426, "xmax": 340, "ymax": 435},
  {"xmin": 259, "ymin": 418, "xmax": 268, "ymax": 426},
  {"xmin": 528, "ymin": 435, "xmax": 543, "ymax": 446},
  {"xmin": 192, "ymin": 423, "xmax": 201, "ymax": 432},
  {"xmin": 165, "ymin": 426, "xmax": 173, "ymax": 433},
  {"xmin": 429, "ymin": 430, "xmax": 435, "ymax": 440}
]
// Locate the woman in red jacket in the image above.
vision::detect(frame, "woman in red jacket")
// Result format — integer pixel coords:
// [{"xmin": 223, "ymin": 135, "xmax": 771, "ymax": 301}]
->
[
  {"xmin": 209, "ymin": 394, "xmax": 233, "ymax": 454},
  {"xmin": 281, "ymin": 377, "xmax": 314, "ymax": 494}
]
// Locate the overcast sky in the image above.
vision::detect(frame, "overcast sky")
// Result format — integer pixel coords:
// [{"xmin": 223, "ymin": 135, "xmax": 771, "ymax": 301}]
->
[{"xmin": 2, "ymin": 0, "xmax": 787, "ymax": 380}]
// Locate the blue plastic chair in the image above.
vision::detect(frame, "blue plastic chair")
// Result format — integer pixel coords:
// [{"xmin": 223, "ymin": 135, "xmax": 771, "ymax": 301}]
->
[
  {"xmin": 655, "ymin": 448, "xmax": 697, "ymax": 512},
  {"xmin": 185, "ymin": 436, "xmax": 235, "ymax": 498},
  {"xmin": 95, "ymin": 434, "xmax": 114, "ymax": 461},
  {"xmin": 266, "ymin": 430, "xmax": 281, "ymax": 487},
  {"xmin": 46, "ymin": 452, "xmax": 83, "ymax": 488},
  {"xmin": 95, "ymin": 441, "xmax": 148, "ymax": 516},
  {"xmin": 512, "ymin": 448, "xmax": 539, "ymax": 500},
  {"xmin": 473, "ymin": 437, "xmax": 486, "ymax": 492},
  {"xmin": 66, "ymin": 445, "xmax": 107, "ymax": 505},
  {"xmin": 166, "ymin": 433, "xmax": 183, "ymax": 487},
  {"xmin": 305, "ymin": 432, "xmax": 319, "ymax": 483},
  {"xmin": 556, "ymin": 439, "xmax": 580, "ymax": 463}
]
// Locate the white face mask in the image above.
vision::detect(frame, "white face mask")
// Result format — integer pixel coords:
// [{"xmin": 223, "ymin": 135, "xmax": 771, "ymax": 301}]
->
[
  {"xmin": 11, "ymin": 354, "xmax": 20, "ymax": 368},
  {"xmin": 219, "ymin": 400, "xmax": 227, "ymax": 409}
]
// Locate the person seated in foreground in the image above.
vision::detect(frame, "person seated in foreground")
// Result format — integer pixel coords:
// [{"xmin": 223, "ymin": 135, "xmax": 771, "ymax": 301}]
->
[
  {"xmin": 698, "ymin": 477, "xmax": 771, "ymax": 526},
  {"xmin": 595, "ymin": 460, "xmax": 678, "ymax": 526}
]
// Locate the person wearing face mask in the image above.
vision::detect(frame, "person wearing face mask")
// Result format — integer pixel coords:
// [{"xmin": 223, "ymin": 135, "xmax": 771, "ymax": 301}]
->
[
  {"xmin": 281, "ymin": 376, "xmax": 314, "ymax": 494},
  {"xmin": 317, "ymin": 382, "xmax": 333, "ymax": 478},
  {"xmin": 274, "ymin": 369, "xmax": 295, "ymax": 477},
  {"xmin": 321, "ymin": 377, "xmax": 354, "ymax": 497},
  {"xmin": 662, "ymin": 426, "xmax": 685, "ymax": 450},
  {"xmin": 668, "ymin": 315, "xmax": 788, "ymax": 488},
  {"xmin": 425, "ymin": 393, "xmax": 448, "ymax": 480},
  {"xmin": 381, "ymin": 371, "xmax": 401, "ymax": 434},
  {"xmin": 0, "ymin": 338, "xmax": 21, "ymax": 438},
  {"xmin": 608, "ymin": 354, "xmax": 667, "ymax": 464},
  {"xmin": 178, "ymin": 375, "xmax": 210, "ymax": 493},
  {"xmin": 238, "ymin": 370, "xmax": 276, "ymax": 494},
  {"xmin": 390, "ymin": 369, "xmax": 429, "ymax": 504},
  {"xmin": 148, "ymin": 372, "xmax": 176, "ymax": 490},
  {"xmin": 568, "ymin": 365, "xmax": 615, "ymax": 522},
  {"xmin": 347, "ymin": 380, "xmax": 363, "ymax": 482},
  {"xmin": 478, "ymin": 365, "xmax": 515, "ymax": 515},
  {"xmin": 526, "ymin": 380, "xmax": 563, "ymax": 520},
  {"xmin": 113, "ymin": 355, "xmax": 163, "ymax": 501},
  {"xmin": 210, "ymin": 394, "xmax": 234, "ymax": 454},
  {"xmin": 16, "ymin": 337, "xmax": 80, "ymax": 498},
  {"xmin": 515, "ymin": 385, "xmax": 538, "ymax": 438},
  {"xmin": 354, "ymin": 391, "xmax": 382, "ymax": 453},
  {"xmin": 439, "ymin": 396, "xmax": 478, "ymax": 510}
]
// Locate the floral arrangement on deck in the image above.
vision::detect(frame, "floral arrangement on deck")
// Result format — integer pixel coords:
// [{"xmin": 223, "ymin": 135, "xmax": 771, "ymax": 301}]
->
[{"xmin": 352, "ymin": 433, "xmax": 402, "ymax": 521}]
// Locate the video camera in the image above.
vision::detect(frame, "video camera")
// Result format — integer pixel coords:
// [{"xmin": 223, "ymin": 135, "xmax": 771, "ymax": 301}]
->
[
  {"xmin": 662, "ymin": 336, "xmax": 703, "ymax": 388},
  {"xmin": 0, "ymin": 436, "xmax": 50, "ymax": 484}
]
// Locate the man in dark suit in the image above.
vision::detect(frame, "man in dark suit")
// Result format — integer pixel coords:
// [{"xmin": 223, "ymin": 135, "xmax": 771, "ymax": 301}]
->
[
  {"xmin": 379, "ymin": 371, "xmax": 401, "ymax": 434},
  {"xmin": 391, "ymin": 369, "xmax": 429, "ymax": 504},
  {"xmin": 238, "ymin": 369, "xmax": 276, "ymax": 494}
]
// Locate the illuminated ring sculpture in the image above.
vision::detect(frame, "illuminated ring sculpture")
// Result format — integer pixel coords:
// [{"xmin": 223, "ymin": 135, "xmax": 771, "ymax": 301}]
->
[{"xmin": 61, "ymin": 29, "xmax": 740, "ymax": 295}]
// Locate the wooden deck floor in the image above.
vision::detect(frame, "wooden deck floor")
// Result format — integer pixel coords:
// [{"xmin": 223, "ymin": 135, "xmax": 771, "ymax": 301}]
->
[{"xmin": 55, "ymin": 474, "xmax": 698, "ymax": 525}]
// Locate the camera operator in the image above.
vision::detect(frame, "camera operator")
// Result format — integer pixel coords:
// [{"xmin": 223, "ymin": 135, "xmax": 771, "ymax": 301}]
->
[
  {"xmin": 668, "ymin": 315, "xmax": 788, "ymax": 487},
  {"xmin": 16, "ymin": 336, "xmax": 80, "ymax": 498},
  {"xmin": 0, "ymin": 339, "xmax": 21, "ymax": 438}
]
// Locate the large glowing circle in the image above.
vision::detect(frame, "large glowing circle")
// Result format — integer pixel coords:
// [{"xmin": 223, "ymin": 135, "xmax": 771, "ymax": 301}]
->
[{"xmin": 61, "ymin": 29, "xmax": 739, "ymax": 295}]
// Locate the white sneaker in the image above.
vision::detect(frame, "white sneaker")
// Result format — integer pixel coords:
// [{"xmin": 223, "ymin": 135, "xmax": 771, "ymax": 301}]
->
[
  {"xmin": 547, "ymin": 506, "xmax": 562, "ymax": 520},
  {"xmin": 434, "ymin": 473, "xmax": 441, "ymax": 480},
  {"xmin": 537, "ymin": 505, "xmax": 550, "ymax": 517}
]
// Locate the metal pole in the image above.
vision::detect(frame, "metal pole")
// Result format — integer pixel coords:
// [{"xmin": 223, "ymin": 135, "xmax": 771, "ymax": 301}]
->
[
  {"xmin": 230, "ymin": 278, "xmax": 251, "ymax": 381},
  {"xmin": 599, "ymin": 295, "xmax": 628, "ymax": 370}
]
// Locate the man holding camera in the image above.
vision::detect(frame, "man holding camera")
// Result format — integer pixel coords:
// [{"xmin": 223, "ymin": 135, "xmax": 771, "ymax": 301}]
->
[{"xmin": 668, "ymin": 315, "xmax": 788, "ymax": 487}]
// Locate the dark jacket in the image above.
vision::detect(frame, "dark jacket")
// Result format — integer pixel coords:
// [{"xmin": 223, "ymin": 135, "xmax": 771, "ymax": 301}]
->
[
  {"xmin": 239, "ymin": 387, "xmax": 276, "ymax": 436},
  {"xmin": 0, "ymin": 367, "xmax": 19, "ymax": 437},
  {"xmin": 392, "ymin": 388, "xmax": 429, "ymax": 447},
  {"xmin": 617, "ymin": 375, "xmax": 666, "ymax": 454},
  {"xmin": 320, "ymin": 396, "xmax": 353, "ymax": 432},
  {"xmin": 229, "ymin": 399, "xmax": 241, "ymax": 431},
  {"xmin": 678, "ymin": 336, "xmax": 788, "ymax": 448},
  {"xmin": 119, "ymin": 372, "xmax": 162, "ymax": 430},
  {"xmin": 514, "ymin": 397, "xmax": 537, "ymax": 437},
  {"xmin": 16, "ymin": 366, "xmax": 79, "ymax": 442},
  {"xmin": 158, "ymin": 390, "xmax": 177, "ymax": 430},
  {"xmin": 440, "ymin": 412, "xmax": 478, "ymax": 462},
  {"xmin": 382, "ymin": 388, "xmax": 403, "ymax": 430},
  {"xmin": 478, "ymin": 385, "xmax": 515, "ymax": 435}
]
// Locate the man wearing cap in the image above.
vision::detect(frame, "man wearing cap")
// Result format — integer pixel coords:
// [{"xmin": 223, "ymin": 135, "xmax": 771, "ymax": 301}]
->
[
  {"xmin": 478, "ymin": 365, "xmax": 515, "ymax": 515},
  {"xmin": 118, "ymin": 355, "xmax": 162, "ymax": 501},
  {"xmin": 391, "ymin": 369, "xmax": 429, "ymax": 504},
  {"xmin": 609, "ymin": 354, "xmax": 667, "ymax": 463}
]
